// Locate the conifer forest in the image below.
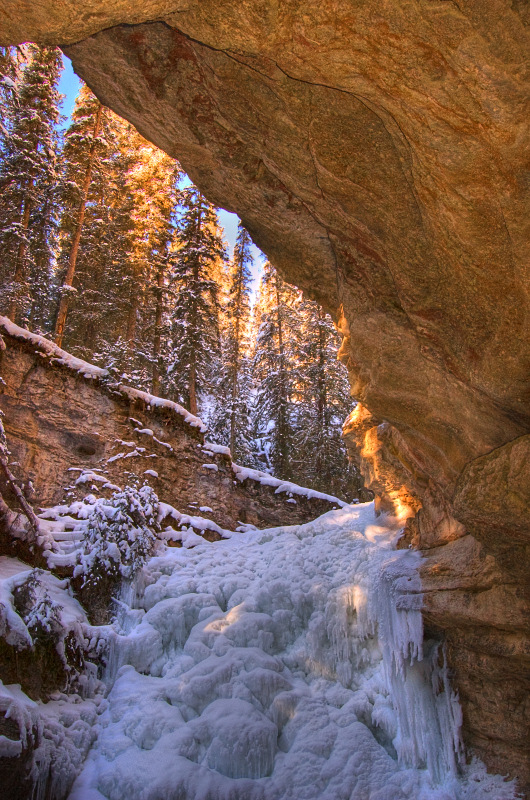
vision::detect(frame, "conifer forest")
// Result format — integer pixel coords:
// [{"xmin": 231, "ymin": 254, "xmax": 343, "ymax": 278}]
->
[{"xmin": 0, "ymin": 44, "xmax": 356, "ymax": 500}]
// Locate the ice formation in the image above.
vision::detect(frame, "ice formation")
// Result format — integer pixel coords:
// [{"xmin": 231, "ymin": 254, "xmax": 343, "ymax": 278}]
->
[
  {"xmin": 0, "ymin": 558, "xmax": 105, "ymax": 799},
  {"xmin": 66, "ymin": 504, "xmax": 515, "ymax": 800}
]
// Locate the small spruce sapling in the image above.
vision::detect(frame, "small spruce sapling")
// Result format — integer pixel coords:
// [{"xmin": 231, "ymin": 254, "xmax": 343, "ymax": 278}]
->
[
  {"xmin": 75, "ymin": 485, "xmax": 160, "ymax": 590},
  {"xmin": 13, "ymin": 569, "xmax": 63, "ymax": 646}
]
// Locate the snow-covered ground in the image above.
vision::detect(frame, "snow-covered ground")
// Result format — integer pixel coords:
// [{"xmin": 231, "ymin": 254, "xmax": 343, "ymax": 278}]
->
[
  {"xmin": 66, "ymin": 504, "xmax": 515, "ymax": 800},
  {"xmin": 0, "ymin": 558, "xmax": 105, "ymax": 797}
]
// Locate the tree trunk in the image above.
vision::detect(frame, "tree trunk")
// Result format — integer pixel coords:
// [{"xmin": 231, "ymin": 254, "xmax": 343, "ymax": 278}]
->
[
  {"xmin": 188, "ymin": 361, "xmax": 198, "ymax": 415},
  {"xmin": 187, "ymin": 199, "xmax": 203, "ymax": 415},
  {"xmin": 0, "ymin": 417, "xmax": 39, "ymax": 534},
  {"xmin": 275, "ymin": 275, "xmax": 289, "ymax": 478},
  {"xmin": 229, "ymin": 273, "xmax": 242, "ymax": 455},
  {"xmin": 54, "ymin": 102, "xmax": 103, "ymax": 348},
  {"xmin": 315, "ymin": 305, "xmax": 327, "ymax": 476},
  {"xmin": 7, "ymin": 194, "xmax": 32, "ymax": 322},
  {"xmin": 151, "ymin": 258, "xmax": 166, "ymax": 396},
  {"xmin": 125, "ymin": 268, "xmax": 140, "ymax": 355}
]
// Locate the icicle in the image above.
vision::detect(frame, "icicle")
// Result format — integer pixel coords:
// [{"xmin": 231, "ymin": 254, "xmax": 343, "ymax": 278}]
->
[{"xmin": 370, "ymin": 550, "xmax": 464, "ymax": 781}]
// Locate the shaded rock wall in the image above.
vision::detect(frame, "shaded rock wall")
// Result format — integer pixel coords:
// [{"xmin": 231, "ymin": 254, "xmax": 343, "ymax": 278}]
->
[
  {"xmin": 0, "ymin": 331, "xmax": 341, "ymax": 535},
  {"xmin": 0, "ymin": 0, "xmax": 529, "ymax": 788}
]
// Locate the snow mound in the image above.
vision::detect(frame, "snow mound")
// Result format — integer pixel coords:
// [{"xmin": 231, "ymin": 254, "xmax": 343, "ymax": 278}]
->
[
  {"xmin": 0, "ymin": 557, "xmax": 87, "ymax": 649},
  {"xmin": 157, "ymin": 501, "xmax": 233, "ymax": 541},
  {"xmin": 69, "ymin": 504, "xmax": 516, "ymax": 800},
  {"xmin": 0, "ymin": 558, "xmax": 106, "ymax": 798},
  {"xmin": 0, "ymin": 677, "xmax": 102, "ymax": 799},
  {"xmin": 36, "ymin": 494, "xmax": 105, "ymax": 569},
  {"xmin": 202, "ymin": 441, "xmax": 232, "ymax": 458}
]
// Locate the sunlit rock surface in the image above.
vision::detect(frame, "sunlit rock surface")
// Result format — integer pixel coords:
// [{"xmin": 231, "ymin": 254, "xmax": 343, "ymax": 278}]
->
[{"xmin": 0, "ymin": 0, "xmax": 529, "ymax": 788}]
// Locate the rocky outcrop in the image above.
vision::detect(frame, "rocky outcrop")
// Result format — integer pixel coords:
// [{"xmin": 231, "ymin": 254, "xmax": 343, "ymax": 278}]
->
[
  {"xmin": 0, "ymin": 319, "xmax": 344, "ymax": 541},
  {"xmin": 344, "ymin": 405, "xmax": 530, "ymax": 783},
  {"xmin": 0, "ymin": 0, "xmax": 529, "ymax": 789}
]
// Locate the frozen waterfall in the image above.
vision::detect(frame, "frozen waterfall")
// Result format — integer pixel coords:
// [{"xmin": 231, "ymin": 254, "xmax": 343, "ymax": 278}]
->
[{"xmin": 68, "ymin": 504, "xmax": 515, "ymax": 800}]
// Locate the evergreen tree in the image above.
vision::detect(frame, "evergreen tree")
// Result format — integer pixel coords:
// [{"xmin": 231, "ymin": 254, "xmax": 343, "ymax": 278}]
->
[
  {"xmin": 55, "ymin": 91, "xmax": 138, "ymax": 364},
  {"xmin": 250, "ymin": 263, "xmax": 358, "ymax": 498},
  {"xmin": 0, "ymin": 45, "xmax": 62, "ymax": 325},
  {"xmin": 116, "ymin": 129, "xmax": 181, "ymax": 391},
  {"xmin": 165, "ymin": 188, "xmax": 226, "ymax": 414},
  {"xmin": 209, "ymin": 224, "xmax": 255, "ymax": 461},
  {"xmin": 291, "ymin": 298, "xmax": 358, "ymax": 499},
  {"xmin": 0, "ymin": 54, "xmax": 358, "ymax": 497},
  {"xmin": 0, "ymin": 47, "xmax": 19, "ymax": 143},
  {"xmin": 54, "ymin": 84, "xmax": 108, "ymax": 346},
  {"xmin": 54, "ymin": 85, "xmax": 183, "ymax": 389},
  {"xmin": 251, "ymin": 261, "xmax": 300, "ymax": 478},
  {"xmin": 78, "ymin": 136, "xmax": 138, "ymax": 367}
]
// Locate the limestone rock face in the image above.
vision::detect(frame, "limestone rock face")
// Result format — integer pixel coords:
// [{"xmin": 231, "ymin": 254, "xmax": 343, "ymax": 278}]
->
[
  {"xmin": 0, "ymin": 332, "xmax": 340, "ymax": 535},
  {"xmin": 453, "ymin": 435, "xmax": 530, "ymax": 547},
  {"xmin": 0, "ymin": 0, "xmax": 529, "ymax": 788}
]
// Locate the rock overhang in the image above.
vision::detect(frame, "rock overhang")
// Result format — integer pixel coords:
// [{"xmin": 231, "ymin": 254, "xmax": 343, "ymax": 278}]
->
[{"xmin": 0, "ymin": 1, "xmax": 529, "ymax": 788}]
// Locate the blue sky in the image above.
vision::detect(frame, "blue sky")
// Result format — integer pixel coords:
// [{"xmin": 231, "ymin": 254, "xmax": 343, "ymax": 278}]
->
[
  {"xmin": 58, "ymin": 55, "xmax": 81, "ymax": 122},
  {"xmin": 59, "ymin": 55, "xmax": 264, "ymax": 291}
]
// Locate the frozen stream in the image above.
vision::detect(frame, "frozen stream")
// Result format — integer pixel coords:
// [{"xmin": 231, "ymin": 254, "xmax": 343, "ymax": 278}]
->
[{"xmin": 69, "ymin": 504, "xmax": 515, "ymax": 800}]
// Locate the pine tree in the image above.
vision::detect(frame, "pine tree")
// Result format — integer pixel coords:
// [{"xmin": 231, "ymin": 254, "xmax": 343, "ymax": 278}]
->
[
  {"xmin": 117, "ymin": 129, "xmax": 181, "ymax": 392},
  {"xmin": 79, "ymin": 138, "xmax": 138, "ymax": 365},
  {"xmin": 0, "ymin": 45, "xmax": 62, "ymax": 325},
  {"xmin": 250, "ymin": 266, "xmax": 358, "ymax": 497},
  {"xmin": 209, "ymin": 224, "xmax": 255, "ymax": 461},
  {"xmin": 291, "ymin": 298, "xmax": 358, "ymax": 499},
  {"xmin": 55, "ymin": 89, "xmax": 138, "ymax": 362},
  {"xmin": 54, "ymin": 84, "xmax": 106, "ymax": 346},
  {"xmin": 251, "ymin": 261, "xmax": 300, "ymax": 478},
  {"xmin": 165, "ymin": 187, "xmax": 226, "ymax": 414},
  {"xmin": 55, "ymin": 86, "xmax": 184, "ymax": 388},
  {"xmin": 0, "ymin": 47, "xmax": 19, "ymax": 144}
]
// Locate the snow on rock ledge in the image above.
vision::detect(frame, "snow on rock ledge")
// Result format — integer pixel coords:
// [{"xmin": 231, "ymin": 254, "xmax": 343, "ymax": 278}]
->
[
  {"xmin": 0, "ymin": 316, "xmax": 108, "ymax": 380},
  {"xmin": 0, "ymin": 320, "xmax": 351, "ymax": 551},
  {"xmin": 232, "ymin": 463, "xmax": 348, "ymax": 508},
  {"xmin": 0, "ymin": 316, "xmax": 207, "ymax": 433},
  {"xmin": 117, "ymin": 385, "xmax": 206, "ymax": 433}
]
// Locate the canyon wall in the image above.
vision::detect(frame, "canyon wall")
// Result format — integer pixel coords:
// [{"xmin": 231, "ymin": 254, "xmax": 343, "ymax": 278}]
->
[
  {"xmin": 0, "ymin": 0, "xmax": 529, "ymax": 789},
  {"xmin": 0, "ymin": 320, "xmax": 342, "ymax": 537}
]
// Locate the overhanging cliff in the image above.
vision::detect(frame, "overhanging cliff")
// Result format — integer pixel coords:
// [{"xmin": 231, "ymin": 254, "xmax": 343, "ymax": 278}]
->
[{"xmin": 0, "ymin": 1, "xmax": 529, "ymax": 788}]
